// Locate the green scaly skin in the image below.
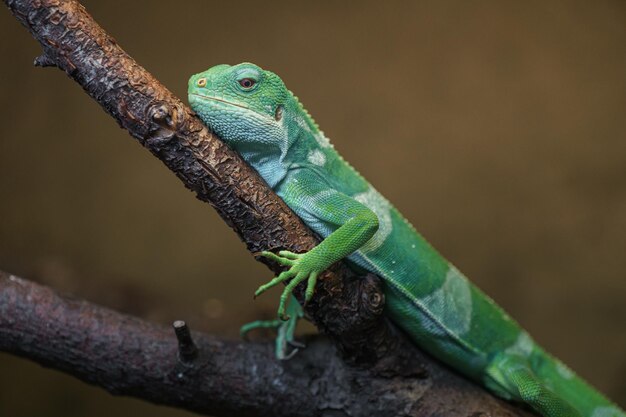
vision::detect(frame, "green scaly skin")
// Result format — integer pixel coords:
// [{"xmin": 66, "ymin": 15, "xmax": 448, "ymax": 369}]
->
[{"xmin": 188, "ymin": 63, "xmax": 624, "ymax": 417}]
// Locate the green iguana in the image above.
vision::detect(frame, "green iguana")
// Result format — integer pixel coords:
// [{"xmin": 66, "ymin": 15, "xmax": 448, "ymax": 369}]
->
[{"xmin": 187, "ymin": 63, "xmax": 624, "ymax": 417}]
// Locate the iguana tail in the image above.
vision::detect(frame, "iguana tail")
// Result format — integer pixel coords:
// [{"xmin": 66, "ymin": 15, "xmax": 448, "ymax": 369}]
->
[
  {"xmin": 532, "ymin": 348, "xmax": 624, "ymax": 417},
  {"xmin": 486, "ymin": 346, "xmax": 625, "ymax": 417}
]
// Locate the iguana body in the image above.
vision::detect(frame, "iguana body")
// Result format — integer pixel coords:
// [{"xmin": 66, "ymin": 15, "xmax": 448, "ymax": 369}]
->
[{"xmin": 188, "ymin": 63, "xmax": 624, "ymax": 417}]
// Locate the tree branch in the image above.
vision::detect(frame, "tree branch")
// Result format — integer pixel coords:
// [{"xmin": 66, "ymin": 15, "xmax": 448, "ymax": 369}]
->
[
  {"xmin": 3, "ymin": 0, "xmax": 391, "ymax": 363},
  {"xmin": 1, "ymin": 0, "xmax": 535, "ymax": 415},
  {"xmin": 0, "ymin": 271, "xmax": 532, "ymax": 417}
]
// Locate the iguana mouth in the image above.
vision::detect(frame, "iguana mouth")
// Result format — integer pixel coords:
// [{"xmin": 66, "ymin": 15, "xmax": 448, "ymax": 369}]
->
[{"xmin": 190, "ymin": 93, "xmax": 249, "ymax": 110}]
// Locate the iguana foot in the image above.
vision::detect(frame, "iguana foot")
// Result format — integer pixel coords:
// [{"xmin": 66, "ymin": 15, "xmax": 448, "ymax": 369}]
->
[
  {"xmin": 255, "ymin": 250, "xmax": 322, "ymax": 320},
  {"xmin": 240, "ymin": 294, "xmax": 305, "ymax": 360}
]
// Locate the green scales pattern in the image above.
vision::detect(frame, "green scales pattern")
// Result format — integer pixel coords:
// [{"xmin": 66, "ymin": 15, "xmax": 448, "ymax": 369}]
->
[{"xmin": 188, "ymin": 63, "xmax": 624, "ymax": 417}]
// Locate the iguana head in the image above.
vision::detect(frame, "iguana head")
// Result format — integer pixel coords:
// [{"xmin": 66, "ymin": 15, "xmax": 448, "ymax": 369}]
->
[
  {"xmin": 188, "ymin": 63, "xmax": 329, "ymax": 187},
  {"xmin": 188, "ymin": 63, "xmax": 298, "ymax": 152}
]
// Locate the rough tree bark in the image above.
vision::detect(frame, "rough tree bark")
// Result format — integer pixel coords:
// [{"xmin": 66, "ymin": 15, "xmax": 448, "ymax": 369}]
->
[
  {"xmin": 0, "ymin": 271, "xmax": 533, "ymax": 417},
  {"xmin": 1, "ymin": 0, "xmax": 535, "ymax": 416}
]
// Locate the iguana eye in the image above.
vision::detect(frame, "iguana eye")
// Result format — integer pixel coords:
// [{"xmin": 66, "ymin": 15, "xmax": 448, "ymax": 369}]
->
[
  {"xmin": 197, "ymin": 78, "xmax": 207, "ymax": 87},
  {"xmin": 238, "ymin": 78, "xmax": 256, "ymax": 89}
]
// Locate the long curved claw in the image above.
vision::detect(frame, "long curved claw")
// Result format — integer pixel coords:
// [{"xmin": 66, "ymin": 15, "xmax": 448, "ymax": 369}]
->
[
  {"xmin": 259, "ymin": 250, "xmax": 295, "ymax": 266},
  {"xmin": 278, "ymin": 273, "xmax": 307, "ymax": 320},
  {"xmin": 281, "ymin": 347, "xmax": 300, "ymax": 360},
  {"xmin": 288, "ymin": 339, "xmax": 306, "ymax": 349},
  {"xmin": 254, "ymin": 270, "xmax": 295, "ymax": 298},
  {"xmin": 276, "ymin": 296, "xmax": 305, "ymax": 359},
  {"xmin": 240, "ymin": 319, "xmax": 282, "ymax": 340},
  {"xmin": 304, "ymin": 271, "xmax": 319, "ymax": 304},
  {"xmin": 277, "ymin": 250, "xmax": 301, "ymax": 260}
]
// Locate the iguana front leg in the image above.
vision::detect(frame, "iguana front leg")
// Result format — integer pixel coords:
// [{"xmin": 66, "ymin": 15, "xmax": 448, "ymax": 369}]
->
[{"xmin": 254, "ymin": 184, "xmax": 379, "ymax": 320}]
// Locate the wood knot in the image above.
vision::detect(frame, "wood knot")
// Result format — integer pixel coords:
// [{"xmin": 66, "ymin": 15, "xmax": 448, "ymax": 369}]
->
[
  {"xmin": 146, "ymin": 102, "xmax": 180, "ymax": 147},
  {"xmin": 360, "ymin": 273, "xmax": 385, "ymax": 316},
  {"xmin": 150, "ymin": 103, "xmax": 173, "ymax": 126},
  {"xmin": 367, "ymin": 292, "xmax": 383, "ymax": 309}
]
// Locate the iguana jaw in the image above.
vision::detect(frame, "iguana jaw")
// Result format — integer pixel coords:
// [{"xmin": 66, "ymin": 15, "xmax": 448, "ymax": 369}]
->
[{"xmin": 189, "ymin": 93, "xmax": 249, "ymax": 110}]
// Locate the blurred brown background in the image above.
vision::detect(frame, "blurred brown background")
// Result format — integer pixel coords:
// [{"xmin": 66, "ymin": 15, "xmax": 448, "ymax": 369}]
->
[{"xmin": 1, "ymin": 0, "xmax": 625, "ymax": 415}]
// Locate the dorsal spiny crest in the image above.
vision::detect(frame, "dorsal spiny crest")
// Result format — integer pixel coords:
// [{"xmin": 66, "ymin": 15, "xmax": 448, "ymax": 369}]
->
[{"xmin": 291, "ymin": 91, "xmax": 320, "ymax": 133}]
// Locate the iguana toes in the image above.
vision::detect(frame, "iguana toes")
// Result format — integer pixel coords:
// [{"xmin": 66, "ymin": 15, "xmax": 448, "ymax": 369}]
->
[{"xmin": 187, "ymin": 63, "xmax": 624, "ymax": 417}]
